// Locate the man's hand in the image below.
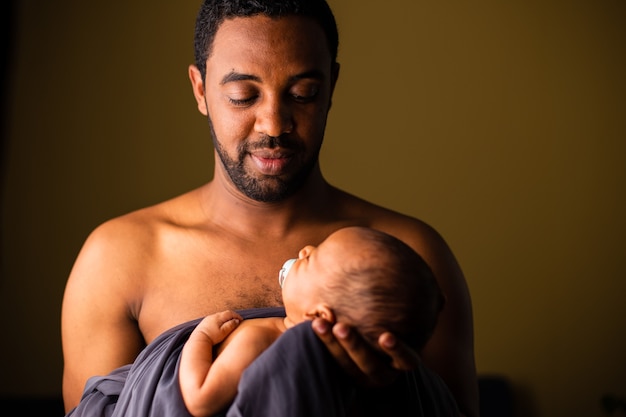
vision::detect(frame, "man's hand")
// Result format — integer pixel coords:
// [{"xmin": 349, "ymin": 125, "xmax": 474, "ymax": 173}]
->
[{"xmin": 311, "ymin": 318, "xmax": 421, "ymax": 387}]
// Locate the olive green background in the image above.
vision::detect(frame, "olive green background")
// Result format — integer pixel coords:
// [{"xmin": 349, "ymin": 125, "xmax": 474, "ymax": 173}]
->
[{"xmin": 1, "ymin": 1, "xmax": 625, "ymax": 416}]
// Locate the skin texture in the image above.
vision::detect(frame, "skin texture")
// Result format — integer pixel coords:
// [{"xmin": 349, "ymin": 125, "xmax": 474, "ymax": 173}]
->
[{"xmin": 61, "ymin": 14, "xmax": 478, "ymax": 417}]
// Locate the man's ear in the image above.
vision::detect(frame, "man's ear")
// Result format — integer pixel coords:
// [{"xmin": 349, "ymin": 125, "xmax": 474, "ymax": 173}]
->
[
  {"xmin": 328, "ymin": 62, "xmax": 340, "ymax": 109},
  {"xmin": 330, "ymin": 62, "xmax": 340, "ymax": 93},
  {"xmin": 188, "ymin": 64, "xmax": 208, "ymax": 116}
]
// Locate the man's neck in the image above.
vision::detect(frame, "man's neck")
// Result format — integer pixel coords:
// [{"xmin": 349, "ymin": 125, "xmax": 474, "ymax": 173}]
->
[{"xmin": 200, "ymin": 166, "xmax": 336, "ymax": 239}]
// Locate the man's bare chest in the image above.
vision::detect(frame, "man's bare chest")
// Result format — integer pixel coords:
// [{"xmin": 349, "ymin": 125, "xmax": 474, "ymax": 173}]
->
[{"xmin": 137, "ymin": 247, "xmax": 294, "ymax": 343}]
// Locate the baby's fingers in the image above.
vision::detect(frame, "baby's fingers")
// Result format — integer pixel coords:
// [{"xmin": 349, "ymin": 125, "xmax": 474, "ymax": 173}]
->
[
  {"xmin": 197, "ymin": 310, "xmax": 243, "ymax": 344},
  {"xmin": 216, "ymin": 310, "xmax": 243, "ymax": 331}
]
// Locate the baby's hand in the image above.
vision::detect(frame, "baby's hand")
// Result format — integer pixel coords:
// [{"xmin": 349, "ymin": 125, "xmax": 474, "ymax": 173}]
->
[{"xmin": 195, "ymin": 310, "xmax": 243, "ymax": 345}]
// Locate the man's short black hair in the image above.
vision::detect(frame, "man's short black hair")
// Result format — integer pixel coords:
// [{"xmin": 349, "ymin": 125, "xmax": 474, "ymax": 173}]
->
[{"xmin": 193, "ymin": 0, "xmax": 339, "ymax": 80}]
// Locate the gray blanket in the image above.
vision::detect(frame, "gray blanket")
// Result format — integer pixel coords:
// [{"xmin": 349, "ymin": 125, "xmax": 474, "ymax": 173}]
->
[{"xmin": 67, "ymin": 307, "xmax": 460, "ymax": 417}]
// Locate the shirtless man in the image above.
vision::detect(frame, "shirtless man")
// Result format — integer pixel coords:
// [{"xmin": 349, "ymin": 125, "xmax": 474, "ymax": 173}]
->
[{"xmin": 61, "ymin": 1, "xmax": 478, "ymax": 416}]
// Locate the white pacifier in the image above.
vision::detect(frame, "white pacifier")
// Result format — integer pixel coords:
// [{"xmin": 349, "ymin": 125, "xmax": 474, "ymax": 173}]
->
[{"xmin": 278, "ymin": 258, "xmax": 297, "ymax": 288}]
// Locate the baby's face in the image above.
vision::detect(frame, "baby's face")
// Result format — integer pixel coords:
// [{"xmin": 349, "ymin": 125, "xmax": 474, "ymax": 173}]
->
[
  {"xmin": 279, "ymin": 228, "xmax": 367, "ymax": 290},
  {"xmin": 279, "ymin": 232, "xmax": 350, "ymax": 321},
  {"xmin": 279, "ymin": 245, "xmax": 325, "ymax": 297}
]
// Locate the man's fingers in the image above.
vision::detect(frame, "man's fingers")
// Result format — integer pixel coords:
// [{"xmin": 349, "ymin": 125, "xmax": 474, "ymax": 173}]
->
[
  {"xmin": 378, "ymin": 332, "xmax": 421, "ymax": 371},
  {"xmin": 312, "ymin": 320, "xmax": 421, "ymax": 387},
  {"xmin": 332, "ymin": 323, "xmax": 391, "ymax": 385},
  {"xmin": 331, "ymin": 323, "xmax": 373, "ymax": 374},
  {"xmin": 316, "ymin": 320, "xmax": 398, "ymax": 386},
  {"xmin": 312, "ymin": 319, "xmax": 362, "ymax": 377},
  {"xmin": 312, "ymin": 318, "xmax": 344, "ymax": 355}
]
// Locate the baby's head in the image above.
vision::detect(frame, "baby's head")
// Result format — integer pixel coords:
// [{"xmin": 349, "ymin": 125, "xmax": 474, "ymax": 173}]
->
[{"xmin": 279, "ymin": 226, "xmax": 444, "ymax": 352}]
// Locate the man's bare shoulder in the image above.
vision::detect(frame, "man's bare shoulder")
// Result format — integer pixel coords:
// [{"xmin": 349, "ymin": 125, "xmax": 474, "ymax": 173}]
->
[
  {"xmin": 333, "ymin": 188, "xmax": 445, "ymax": 250},
  {"xmin": 106, "ymin": 186, "xmax": 204, "ymax": 227},
  {"xmin": 68, "ymin": 186, "xmax": 208, "ymax": 297},
  {"xmin": 85, "ymin": 186, "xmax": 206, "ymax": 252}
]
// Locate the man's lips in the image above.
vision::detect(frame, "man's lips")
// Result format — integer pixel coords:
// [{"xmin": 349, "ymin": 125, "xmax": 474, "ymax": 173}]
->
[{"xmin": 249, "ymin": 150, "xmax": 293, "ymax": 175}]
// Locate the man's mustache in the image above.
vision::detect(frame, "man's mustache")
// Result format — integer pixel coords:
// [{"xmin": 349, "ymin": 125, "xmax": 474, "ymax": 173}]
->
[{"xmin": 245, "ymin": 135, "xmax": 301, "ymax": 151}]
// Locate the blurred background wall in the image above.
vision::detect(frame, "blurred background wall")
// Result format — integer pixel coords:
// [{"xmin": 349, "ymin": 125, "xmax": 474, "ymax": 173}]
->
[{"xmin": 1, "ymin": 1, "xmax": 625, "ymax": 416}]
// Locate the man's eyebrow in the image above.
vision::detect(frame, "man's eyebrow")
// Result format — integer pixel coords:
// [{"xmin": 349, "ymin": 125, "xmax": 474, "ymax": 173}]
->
[
  {"xmin": 220, "ymin": 71, "xmax": 261, "ymax": 85},
  {"xmin": 220, "ymin": 70, "xmax": 326, "ymax": 85},
  {"xmin": 290, "ymin": 70, "xmax": 326, "ymax": 82}
]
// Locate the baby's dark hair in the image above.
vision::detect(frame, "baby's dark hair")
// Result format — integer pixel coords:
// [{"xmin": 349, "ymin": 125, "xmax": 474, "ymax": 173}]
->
[
  {"xmin": 193, "ymin": 0, "xmax": 339, "ymax": 81},
  {"xmin": 325, "ymin": 228, "xmax": 445, "ymax": 352}
]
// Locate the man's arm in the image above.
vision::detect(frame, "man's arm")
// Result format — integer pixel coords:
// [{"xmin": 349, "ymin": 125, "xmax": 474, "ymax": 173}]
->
[
  {"xmin": 417, "ymin": 226, "xmax": 479, "ymax": 417},
  {"xmin": 61, "ymin": 222, "xmax": 146, "ymax": 413}
]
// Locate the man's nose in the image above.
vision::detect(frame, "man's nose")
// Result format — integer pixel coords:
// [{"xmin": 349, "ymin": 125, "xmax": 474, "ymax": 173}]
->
[{"xmin": 254, "ymin": 96, "xmax": 294, "ymax": 137}]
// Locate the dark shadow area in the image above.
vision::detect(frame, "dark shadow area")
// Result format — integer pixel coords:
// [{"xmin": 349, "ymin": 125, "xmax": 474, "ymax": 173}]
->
[
  {"xmin": 0, "ymin": 0, "xmax": 16, "ymax": 283},
  {"xmin": 0, "ymin": 396, "xmax": 65, "ymax": 417},
  {"xmin": 479, "ymin": 374, "xmax": 516, "ymax": 417},
  {"xmin": 0, "ymin": 0, "xmax": 14, "ymax": 174},
  {"xmin": 511, "ymin": 379, "xmax": 539, "ymax": 417}
]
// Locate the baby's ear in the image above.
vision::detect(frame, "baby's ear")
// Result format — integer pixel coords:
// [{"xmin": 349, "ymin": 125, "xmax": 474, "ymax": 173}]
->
[{"xmin": 308, "ymin": 304, "xmax": 335, "ymax": 323}]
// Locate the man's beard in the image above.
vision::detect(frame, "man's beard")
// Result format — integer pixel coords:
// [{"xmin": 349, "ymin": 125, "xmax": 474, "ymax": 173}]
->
[{"xmin": 208, "ymin": 115, "xmax": 320, "ymax": 203}]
